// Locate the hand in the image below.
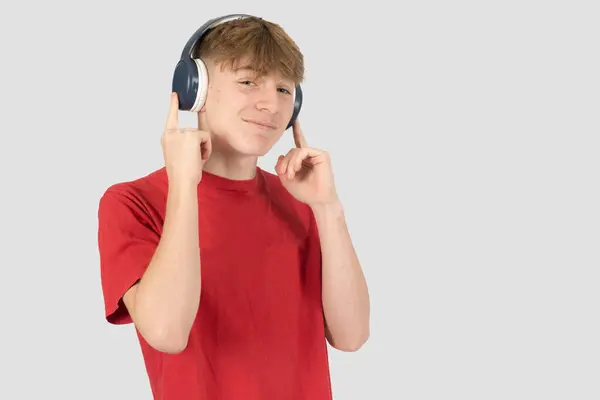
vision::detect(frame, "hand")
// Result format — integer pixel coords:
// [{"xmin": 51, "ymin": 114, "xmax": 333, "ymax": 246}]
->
[
  {"xmin": 161, "ymin": 92, "xmax": 212, "ymax": 185},
  {"xmin": 275, "ymin": 120, "xmax": 340, "ymax": 207}
]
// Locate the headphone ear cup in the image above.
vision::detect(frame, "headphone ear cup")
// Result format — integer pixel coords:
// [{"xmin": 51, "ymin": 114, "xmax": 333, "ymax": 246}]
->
[
  {"xmin": 190, "ymin": 58, "xmax": 208, "ymax": 112},
  {"xmin": 172, "ymin": 58, "xmax": 208, "ymax": 112},
  {"xmin": 172, "ymin": 58, "xmax": 199, "ymax": 111},
  {"xmin": 286, "ymin": 84, "xmax": 303, "ymax": 130}
]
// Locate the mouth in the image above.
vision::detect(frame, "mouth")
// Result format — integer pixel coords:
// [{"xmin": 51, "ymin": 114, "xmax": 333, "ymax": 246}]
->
[{"xmin": 242, "ymin": 118, "xmax": 278, "ymax": 130}]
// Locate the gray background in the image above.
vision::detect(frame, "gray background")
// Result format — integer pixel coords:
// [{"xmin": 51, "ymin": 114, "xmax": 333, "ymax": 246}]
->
[{"xmin": 1, "ymin": 0, "xmax": 598, "ymax": 399}]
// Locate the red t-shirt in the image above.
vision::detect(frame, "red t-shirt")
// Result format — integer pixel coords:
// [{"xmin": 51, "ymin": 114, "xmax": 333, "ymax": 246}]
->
[{"xmin": 97, "ymin": 166, "xmax": 333, "ymax": 399}]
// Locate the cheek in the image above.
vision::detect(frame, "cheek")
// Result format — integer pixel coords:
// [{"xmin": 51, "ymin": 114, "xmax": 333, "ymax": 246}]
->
[
  {"xmin": 284, "ymin": 96, "xmax": 296, "ymax": 113},
  {"xmin": 216, "ymin": 91, "xmax": 248, "ymax": 115},
  {"xmin": 277, "ymin": 100, "xmax": 294, "ymax": 123},
  {"xmin": 211, "ymin": 87, "xmax": 223, "ymax": 105}
]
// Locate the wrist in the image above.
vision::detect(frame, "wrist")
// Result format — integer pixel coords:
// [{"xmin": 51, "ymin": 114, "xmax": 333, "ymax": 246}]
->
[
  {"xmin": 310, "ymin": 200, "xmax": 344, "ymax": 217},
  {"xmin": 168, "ymin": 178, "xmax": 198, "ymax": 197}
]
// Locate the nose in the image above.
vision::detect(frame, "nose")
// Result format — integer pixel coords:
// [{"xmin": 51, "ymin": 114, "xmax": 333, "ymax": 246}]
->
[{"xmin": 254, "ymin": 85, "xmax": 279, "ymax": 114}]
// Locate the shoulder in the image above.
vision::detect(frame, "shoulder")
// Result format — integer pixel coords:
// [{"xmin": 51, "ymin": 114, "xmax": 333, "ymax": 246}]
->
[
  {"xmin": 98, "ymin": 167, "xmax": 168, "ymax": 220},
  {"xmin": 259, "ymin": 168, "xmax": 305, "ymax": 207},
  {"xmin": 258, "ymin": 167, "xmax": 315, "ymax": 228}
]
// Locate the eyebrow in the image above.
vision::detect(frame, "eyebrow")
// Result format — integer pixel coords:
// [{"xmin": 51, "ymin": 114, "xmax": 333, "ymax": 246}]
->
[
  {"xmin": 233, "ymin": 65, "xmax": 293, "ymax": 87},
  {"xmin": 233, "ymin": 65, "xmax": 257, "ymax": 73}
]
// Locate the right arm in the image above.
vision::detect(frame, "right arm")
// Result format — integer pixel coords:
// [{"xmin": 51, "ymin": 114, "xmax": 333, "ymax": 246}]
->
[
  {"xmin": 100, "ymin": 93, "xmax": 209, "ymax": 354},
  {"xmin": 123, "ymin": 180, "xmax": 201, "ymax": 354}
]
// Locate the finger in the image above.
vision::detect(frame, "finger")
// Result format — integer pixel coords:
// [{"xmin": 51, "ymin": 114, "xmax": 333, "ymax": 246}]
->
[
  {"xmin": 298, "ymin": 147, "xmax": 328, "ymax": 171},
  {"xmin": 277, "ymin": 149, "xmax": 295, "ymax": 176},
  {"xmin": 289, "ymin": 148, "xmax": 317, "ymax": 179},
  {"xmin": 165, "ymin": 92, "xmax": 179, "ymax": 130},
  {"xmin": 292, "ymin": 120, "xmax": 308, "ymax": 148},
  {"xmin": 288, "ymin": 149, "xmax": 306, "ymax": 179},
  {"xmin": 201, "ymin": 134, "xmax": 212, "ymax": 160},
  {"xmin": 275, "ymin": 155, "xmax": 285, "ymax": 174}
]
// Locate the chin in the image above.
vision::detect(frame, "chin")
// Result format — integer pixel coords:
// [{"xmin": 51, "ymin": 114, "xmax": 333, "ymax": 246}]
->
[
  {"xmin": 225, "ymin": 135, "xmax": 273, "ymax": 157},
  {"xmin": 238, "ymin": 127, "xmax": 280, "ymax": 155},
  {"xmin": 240, "ymin": 141, "xmax": 273, "ymax": 157}
]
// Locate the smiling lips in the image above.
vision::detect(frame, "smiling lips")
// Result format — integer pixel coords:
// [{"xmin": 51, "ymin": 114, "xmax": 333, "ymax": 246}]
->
[{"xmin": 243, "ymin": 118, "xmax": 278, "ymax": 130}]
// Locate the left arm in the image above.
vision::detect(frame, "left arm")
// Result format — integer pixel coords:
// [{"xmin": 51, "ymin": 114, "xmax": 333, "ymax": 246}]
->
[
  {"xmin": 311, "ymin": 201, "xmax": 370, "ymax": 352},
  {"xmin": 275, "ymin": 119, "xmax": 370, "ymax": 352}
]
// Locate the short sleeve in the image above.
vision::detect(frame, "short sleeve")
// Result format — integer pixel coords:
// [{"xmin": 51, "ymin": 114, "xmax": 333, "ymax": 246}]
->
[{"xmin": 97, "ymin": 188, "xmax": 160, "ymax": 325}]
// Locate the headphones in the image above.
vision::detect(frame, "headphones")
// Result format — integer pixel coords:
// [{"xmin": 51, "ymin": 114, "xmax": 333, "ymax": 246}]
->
[{"xmin": 171, "ymin": 14, "xmax": 303, "ymax": 131}]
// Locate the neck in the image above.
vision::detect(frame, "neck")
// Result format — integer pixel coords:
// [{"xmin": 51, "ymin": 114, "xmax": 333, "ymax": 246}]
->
[
  {"xmin": 202, "ymin": 150, "xmax": 259, "ymax": 181},
  {"xmin": 197, "ymin": 115, "xmax": 260, "ymax": 181}
]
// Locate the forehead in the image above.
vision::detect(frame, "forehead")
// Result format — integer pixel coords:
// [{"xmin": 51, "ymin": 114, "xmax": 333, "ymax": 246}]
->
[{"xmin": 218, "ymin": 56, "xmax": 291, "ymax": 82}]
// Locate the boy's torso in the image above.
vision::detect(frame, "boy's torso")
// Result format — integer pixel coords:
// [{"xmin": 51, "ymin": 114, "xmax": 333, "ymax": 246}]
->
[{"xmin": 119, "ymin": 167, "xmax": 332, "ymax": 399}]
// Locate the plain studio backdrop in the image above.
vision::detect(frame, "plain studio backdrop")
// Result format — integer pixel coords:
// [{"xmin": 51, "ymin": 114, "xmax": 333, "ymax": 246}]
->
[{"xmin": 0, "ymin": 0, "xmax": 598, "ymax": 399}]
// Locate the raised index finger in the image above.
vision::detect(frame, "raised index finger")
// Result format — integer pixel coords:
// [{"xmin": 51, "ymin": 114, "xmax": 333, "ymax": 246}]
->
[
  {"xmin": 165, "ymin": 92, "xmax": 179, "ymax": 130},
  {"xmin": 292, "ymin": 119, "xmax": 308, "ymax": 148}
]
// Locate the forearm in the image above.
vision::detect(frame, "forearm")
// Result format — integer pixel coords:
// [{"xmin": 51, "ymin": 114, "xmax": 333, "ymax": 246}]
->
[
  {"xmin": 312, "ymin": 201, "xmax": 370, "ymax": 351},
  {"xmin": 134, "ymin": 181, "xmax": 201, "ymax": 350}
]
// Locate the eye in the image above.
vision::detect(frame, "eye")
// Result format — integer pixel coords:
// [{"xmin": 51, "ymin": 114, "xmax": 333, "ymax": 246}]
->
[
  {"xmin": 239, "ymin": 80, "xmax": 255, "ymax": 86},
  {"xmin": 278, "ymin": 87, "xmax": 292, "ymax": 95}
]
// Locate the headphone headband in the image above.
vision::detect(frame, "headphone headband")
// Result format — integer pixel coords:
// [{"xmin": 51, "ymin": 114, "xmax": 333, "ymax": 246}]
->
[{"xmin": 180, "ymin": 14, "xmax": 252, "ymax": 60}]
